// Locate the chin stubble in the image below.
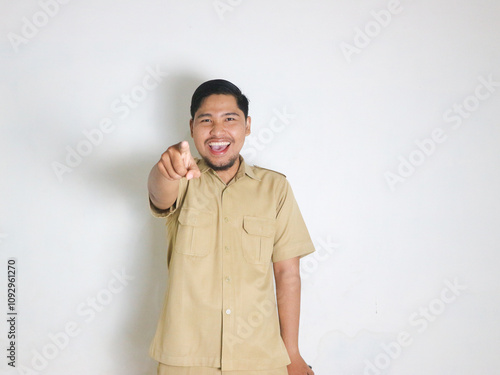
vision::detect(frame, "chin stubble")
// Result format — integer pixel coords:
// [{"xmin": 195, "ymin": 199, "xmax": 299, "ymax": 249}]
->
[{"xmin": 203, "ymin": 155, "xmax": 238, "ymax": 171}]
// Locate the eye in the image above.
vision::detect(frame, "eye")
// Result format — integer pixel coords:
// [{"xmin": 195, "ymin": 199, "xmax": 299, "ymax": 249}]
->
[{"xmin": 226, "ymin": 117, "xmax": 235, "ymax": 121}]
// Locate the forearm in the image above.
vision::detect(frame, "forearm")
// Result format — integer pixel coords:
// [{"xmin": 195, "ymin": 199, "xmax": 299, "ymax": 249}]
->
[
  {"xmin": 147, "ymin": 163, "xmax": 179, "ymax": 210},
  {"xmin": 274, "ymin": 262, "xmax": 301, "ymax": 356}
]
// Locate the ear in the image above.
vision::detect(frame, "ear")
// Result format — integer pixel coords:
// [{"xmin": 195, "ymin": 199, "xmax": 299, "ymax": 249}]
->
[
  {"xmin": 245, "ymin": 116, "xmax": 251, "ymax": 136},
  {"xmin": 189, "ymin": 119, "xmax": 194, "ymax": 137}
]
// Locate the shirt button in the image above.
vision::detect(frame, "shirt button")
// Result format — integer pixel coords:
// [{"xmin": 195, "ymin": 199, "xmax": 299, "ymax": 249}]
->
[
  {"xmin": 224, "ymin": 246, "xmax": 229, "ymax": 252},
  {"xmin": 225, "ymin": 309, "xmax": 231, "ymax": 315},
  {"xmin": 225, "ymin": 276, "xmax": 231, "ymax": 283},
  {"xmin": 224, "ymin": 217, "xmax": 229, "ymax": 223}
]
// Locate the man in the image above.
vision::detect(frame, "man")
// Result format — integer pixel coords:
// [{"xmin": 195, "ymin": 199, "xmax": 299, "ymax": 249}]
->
[{"xmin": 147, "ymin": 79, "xmax": 315, "ymax": 375}]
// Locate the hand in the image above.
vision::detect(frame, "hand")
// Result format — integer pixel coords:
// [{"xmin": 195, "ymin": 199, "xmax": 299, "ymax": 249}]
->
[
  {"xmin": 287, "ymin": 353, "xmax": 314, "ymax": 375},
  {"xmin": 157, "ymin": 141, "xmax": 201, "ymax": 181}
]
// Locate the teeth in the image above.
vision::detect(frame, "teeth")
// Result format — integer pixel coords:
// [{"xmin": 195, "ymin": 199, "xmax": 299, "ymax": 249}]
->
[{"xmin": 209, "ymin": 141, "xmax": 230, "ymax": 146}]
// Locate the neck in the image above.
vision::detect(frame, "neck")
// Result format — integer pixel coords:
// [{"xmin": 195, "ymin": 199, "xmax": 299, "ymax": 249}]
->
[{"xmin": 215, "ymin": 156, "xmax": 241, "ymax": 184}]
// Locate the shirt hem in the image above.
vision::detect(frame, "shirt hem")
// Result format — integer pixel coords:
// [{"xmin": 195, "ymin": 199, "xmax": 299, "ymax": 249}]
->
[{"xmin": 151, "ymin": 351, "xmax": 291, "ymax": 371}]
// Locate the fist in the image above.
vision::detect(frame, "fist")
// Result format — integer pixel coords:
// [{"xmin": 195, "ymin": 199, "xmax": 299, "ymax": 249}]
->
[{"xmin": 157, "ymin": 141, "xmax": 201, "ymax": 181}]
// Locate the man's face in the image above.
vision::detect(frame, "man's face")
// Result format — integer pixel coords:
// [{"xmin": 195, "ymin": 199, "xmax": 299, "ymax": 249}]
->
[{"xmin": 190, "ymin": 94, "xmax": 251, "ymax": 171}]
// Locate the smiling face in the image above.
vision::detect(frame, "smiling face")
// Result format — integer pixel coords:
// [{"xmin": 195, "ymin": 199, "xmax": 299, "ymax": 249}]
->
[{"xmin": 190, "ymin": 94, "xmax": 251, "ymax": 173}]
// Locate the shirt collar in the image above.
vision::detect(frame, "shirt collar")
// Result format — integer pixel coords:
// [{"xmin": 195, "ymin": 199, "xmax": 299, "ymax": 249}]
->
[
  {"xmin": 239, "ymin": 156, "xmax": 260, "ymax": 181},
  {"xmin": 196, "ymin": 156, "xmax": 260, "ymax": 182}
]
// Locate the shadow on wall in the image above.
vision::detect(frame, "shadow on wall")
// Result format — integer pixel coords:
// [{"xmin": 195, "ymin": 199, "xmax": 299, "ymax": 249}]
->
[{"xmin": 91, "ymin": 70, "xmax": 204, "ymax": 374}]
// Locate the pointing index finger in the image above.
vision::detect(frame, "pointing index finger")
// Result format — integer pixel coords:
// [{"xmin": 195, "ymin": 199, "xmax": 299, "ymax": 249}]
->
[{"xmin": 178, "ymin": 141, "xmax": 191, "ymax": 155}]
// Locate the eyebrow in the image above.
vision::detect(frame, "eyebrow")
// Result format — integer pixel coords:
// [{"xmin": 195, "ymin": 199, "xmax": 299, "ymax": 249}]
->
[{"xmin": 196, "ymin": 112, "xmax": 240, "ymax": 119}]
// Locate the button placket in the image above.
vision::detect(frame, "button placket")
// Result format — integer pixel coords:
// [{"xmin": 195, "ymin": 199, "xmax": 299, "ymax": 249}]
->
[{"xmin": 220, "ymin": 187, "xmax": 234, "ymax": 368}]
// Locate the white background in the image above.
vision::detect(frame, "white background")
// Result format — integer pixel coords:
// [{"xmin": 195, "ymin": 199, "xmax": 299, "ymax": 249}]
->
[{"xmin": 1, "ymin": 0, "xmax": 500, "ymax": 374}]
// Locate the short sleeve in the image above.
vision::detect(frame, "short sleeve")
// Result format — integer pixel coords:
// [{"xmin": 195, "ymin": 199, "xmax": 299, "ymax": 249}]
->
[
  {"xmin": 149, "ymin": 177, "xmax": 188, "ymax": 218},
  {"xmin": 272, "ymin": 179, "xmax": 315, "ymax": 262}
]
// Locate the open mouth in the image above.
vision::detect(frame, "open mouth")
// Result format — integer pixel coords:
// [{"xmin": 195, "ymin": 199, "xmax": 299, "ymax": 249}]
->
[{"xmin": 208, "ymin": 141, "xmax": 231, "ymax": 154}]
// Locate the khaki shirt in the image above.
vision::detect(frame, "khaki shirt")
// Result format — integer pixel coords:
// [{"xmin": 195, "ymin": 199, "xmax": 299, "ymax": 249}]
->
[{"xmin": 149, "ymin": 156, "xmax": 315, "ymax": 371}]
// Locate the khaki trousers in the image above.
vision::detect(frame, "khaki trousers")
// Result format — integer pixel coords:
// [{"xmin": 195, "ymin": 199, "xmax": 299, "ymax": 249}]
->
[{"xmin": 157, "ymin": 363, "xmax": 288, "ymax": 375}]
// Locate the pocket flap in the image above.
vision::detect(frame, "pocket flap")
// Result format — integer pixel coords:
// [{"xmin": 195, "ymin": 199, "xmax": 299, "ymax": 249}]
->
[
  {"xmin": 178, "ymin": 208, "xmax": 214, "ymax": 226},
  {"xmin": 243, "ymin": 216, "xmax": 275, "ymax": 237}
]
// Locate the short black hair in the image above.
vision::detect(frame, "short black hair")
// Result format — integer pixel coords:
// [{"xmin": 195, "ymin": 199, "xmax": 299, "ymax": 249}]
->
[{"xmin": 190, "ymin": 79, "xmax": 249, "ymax": 119}]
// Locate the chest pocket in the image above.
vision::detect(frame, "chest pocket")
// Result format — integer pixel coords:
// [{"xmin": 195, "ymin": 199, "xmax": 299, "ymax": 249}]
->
[
  {"xmin": 242, "ymin": 216, "xmax": 276, "ymax": 264},
  {"xmin": 175, "ymin": 208, "xmax": 215, "ymax": 257}
]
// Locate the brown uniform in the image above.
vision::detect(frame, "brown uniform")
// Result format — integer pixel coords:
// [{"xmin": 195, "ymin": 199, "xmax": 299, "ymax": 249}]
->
[{"xmin": 149, "ymin": 157, "xmax": 315, "ymax": 373}]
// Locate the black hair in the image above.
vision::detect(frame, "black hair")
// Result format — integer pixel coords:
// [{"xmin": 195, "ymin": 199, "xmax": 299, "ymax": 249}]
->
[{"xmin": 190, "ymin": 79, "xmax": 249, "ymax": 119}]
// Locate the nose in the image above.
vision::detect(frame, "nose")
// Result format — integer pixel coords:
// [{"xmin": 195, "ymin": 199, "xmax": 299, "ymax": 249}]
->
[{"xmin": 210, "ymin": 119, "xmax": 226, "ymax": 136}]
